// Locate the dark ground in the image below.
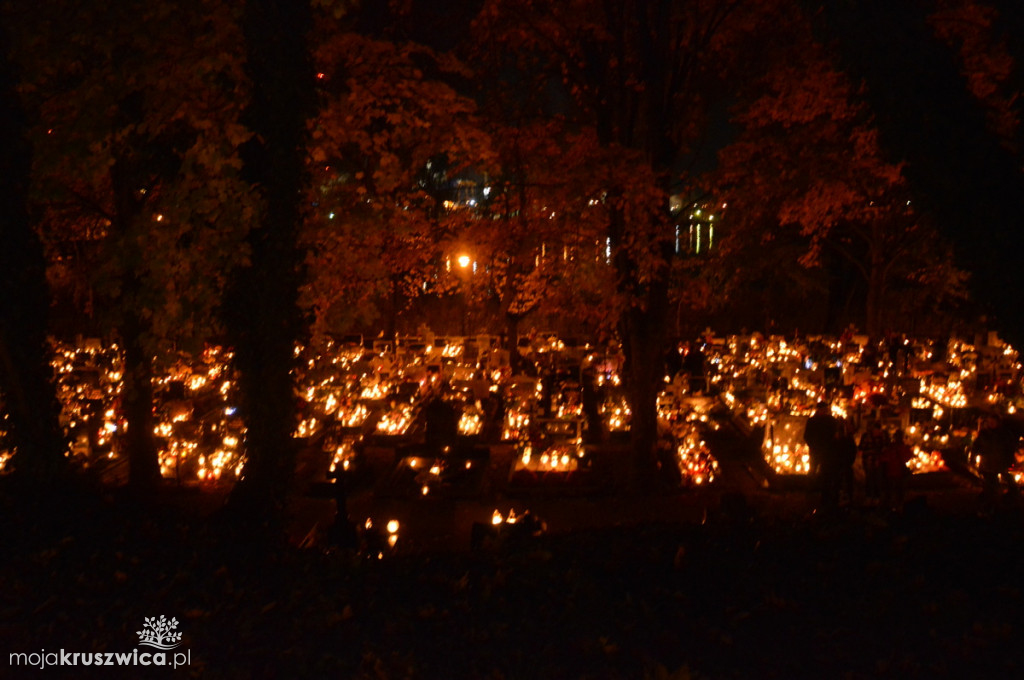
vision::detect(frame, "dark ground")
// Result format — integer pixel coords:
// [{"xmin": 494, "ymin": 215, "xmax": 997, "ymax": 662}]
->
[{"xmin": 3, "ymin": 422, "xmax": 1023, "ymax": 679}]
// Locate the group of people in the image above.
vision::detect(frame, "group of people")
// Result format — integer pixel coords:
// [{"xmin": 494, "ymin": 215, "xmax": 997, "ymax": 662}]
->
[
  {"xmin": 972, "ymin": 413, "xmax": 1020, "ymax": 513},
  {"xmin": 803, "ymin": 401, "xmax": 1020, "ymax": 513},
  {"xmin": 803, "ymin": 402, "xmax": 914, "ymax": 512}
]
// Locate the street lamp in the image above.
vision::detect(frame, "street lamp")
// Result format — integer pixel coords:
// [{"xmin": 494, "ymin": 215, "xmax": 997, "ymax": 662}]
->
[{"xmin": 455, "ymin": 253, "xmax": 473, "ymax": 336}]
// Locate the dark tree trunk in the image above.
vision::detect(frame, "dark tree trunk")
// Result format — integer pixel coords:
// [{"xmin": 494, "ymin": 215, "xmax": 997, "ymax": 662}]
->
[
  {"xmin": 0, "ymin": 21, "xmax": 67, "ymax": 480},
  {"xmin": 225, "ymin": 0, "xmax": 313, "ymax": 517},
  {"xmin": 607, "ymin": 202, "xmax": 672, "ymax": 492},
  {"xmin": 592, "ymin": 2, "xmax": 681, "ymax": 492},
  {"xmin": 109, "ymin": 139, "xmax": 161, "ymax": 491},
  {"xmin": 499, "ymin": 255, "xmax": 529, "ymax": 374},
  {"xmin": 865, "ymin": 246, "xmax": 885, "ymax": 339},
  {"xmin": 620, "ymin": 280, "xmax": 671, "ymax": 491},
  {"xmin": 120, "ymin": 308, "xmax": 160, "ymax": 489}
]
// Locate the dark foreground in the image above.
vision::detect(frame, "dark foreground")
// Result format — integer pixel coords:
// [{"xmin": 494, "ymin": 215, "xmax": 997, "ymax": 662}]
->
[{"xmin": 2, "ymin": 482, "xmax": 1023, "ymax": 679}]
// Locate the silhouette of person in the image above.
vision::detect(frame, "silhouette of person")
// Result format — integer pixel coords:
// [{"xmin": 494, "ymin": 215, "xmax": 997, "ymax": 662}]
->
[
  {"xmin": 326, "ymin": 467, "xmax": 358, "ymax": 550},
  {"xmin": 973, "ymin": 413, "xmax": 1018, "ymax": 513},
  {"xmin": 424, "ymin": 390, "xmax": 459, "ymax": 456},
  {"xmin": 835, "ymin": 418, "xmax": 858, "ymax": 506},
  {"xmin": 803, "ymin": 401, "xmax": 838, "ymax": 482},
  {"xmin": 858, "ymin": 418, "xmax": 888, "ymax": 506},
  {"xmin": 882, "ymin": 430, "xmax": 913, "ymax": 512},
  {"xmin": 683, "ymin": 342, "xmax": 707, "ymax": 394}
]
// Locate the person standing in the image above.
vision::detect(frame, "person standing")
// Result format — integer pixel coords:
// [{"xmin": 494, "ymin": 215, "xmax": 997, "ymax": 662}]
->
[
  {"xmin": 835, "ymin": 418, "xmax": 858, "ymax": 506},
  {"xmin": 882, "ymin": 430, "xmax": 913, "ymax": 512},
  {"xmin": 683, "ymin": 341, "xmax": 707, "ymax": 394},
  {"xmin": 803, "ymin": 401, "xmax": 839, "ymax": 508},
  {"xmin": 326, "ymin": 466, "xmax": 358, "ymax": 550},
  {"xmin": 858, "ymin": 418, "xmax": 889, "ymax": 506},
  {"xmin": 424, "ymin": 386, "xmax": 459, "ymax": 457},
  {"xmin": 973, "ymin": 413, "xmax": 1018, "ymax": 513}
]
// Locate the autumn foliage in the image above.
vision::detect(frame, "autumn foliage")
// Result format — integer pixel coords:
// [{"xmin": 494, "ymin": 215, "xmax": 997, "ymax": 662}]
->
[{"xmin": 1, "ymin": 0, "xmax": 1019, "ymax": 495}]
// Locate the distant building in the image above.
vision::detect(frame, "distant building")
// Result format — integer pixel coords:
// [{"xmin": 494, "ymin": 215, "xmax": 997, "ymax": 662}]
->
[{"xmin": 671, "ymin": 195, "xmax": 724, "ymax": 256}]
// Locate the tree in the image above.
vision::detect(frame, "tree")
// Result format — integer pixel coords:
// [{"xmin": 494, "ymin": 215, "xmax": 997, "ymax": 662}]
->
[
  {"xmin": 455, "ymin": 119, "xmax": 616, "ymax": 363},
  {"xmin": 304, "ymin": 21, "xmax": 489, "ymax": 339},
  {"xmin": 0, "ymin": 9, "xmax": 66, "ymax": 480},
  {"xmin": 715, "ymin": 23, "xmax": 968, "ymax": 337},
  {"xmin": 473, "ymin": 0, "xmax": 782, "ymax": 488},
  {"xmin": 816, "ymin": 0, "xmax": 1024, "ymax": 344},
  {"xmin": 929, "ymin": 0, "xmax": 1018, "ymax": 150},
  {"xmin": 223, "ymin": 0, "xmax": 315, "ymax": 515},
  {"xmin": 10, "ymin": 0, "xmax": 253, "ymax": 490}
]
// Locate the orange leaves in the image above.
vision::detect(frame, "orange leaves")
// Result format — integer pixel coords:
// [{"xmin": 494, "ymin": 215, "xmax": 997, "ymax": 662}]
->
[
  {"xmin": 778, "ymin": 181, "xmax": 859, "ymax": 235},
  {"xmin": 716, "ymin": 5, "xmax": 911, "ymax": 255},
  {"xmin": 11, "ymin": 0, "xmax": 256, "ymax": 352},
  {"xmin": 928, "ymin": 0, "xmax": 1018, "ymax": 144},
  {"xmin": 741, "ymin": 61, "xmax": 857, "ymax": 129},
  {"xmin": 312, "ymin": 31, "xmax": 488, "ymax": 194},
  {"xmin": 303, "ymin": 20, "xmax": 496, "ymax": 332}
]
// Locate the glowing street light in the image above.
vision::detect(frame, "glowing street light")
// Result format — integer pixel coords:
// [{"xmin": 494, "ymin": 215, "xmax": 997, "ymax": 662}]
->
[{"xmin": 457, "ymin": 254, "xmax": 472, "ymax": 269}]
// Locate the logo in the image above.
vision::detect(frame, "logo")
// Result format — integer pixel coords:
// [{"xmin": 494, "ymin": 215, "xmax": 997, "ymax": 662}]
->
[
  {"xmin": 10, "ymin": 615, "xmax": 191, "ymax": 670},
  {"xmin": 137, "ymin": 616, "xmax": 182, "ymax": 650}
]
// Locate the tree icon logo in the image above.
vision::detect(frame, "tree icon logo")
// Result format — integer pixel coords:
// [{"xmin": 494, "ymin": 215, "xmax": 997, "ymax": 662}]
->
[{"xmin": 137, "ymin": 615, "xmax": 183, "ymax": 650}]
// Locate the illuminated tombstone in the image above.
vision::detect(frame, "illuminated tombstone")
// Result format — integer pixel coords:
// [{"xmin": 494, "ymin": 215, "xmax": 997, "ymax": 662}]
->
[
  {"xmin": 376, "ymin": 402, "xmax": 414, "ymax": 436},
  {"xmin": 458, "ymin": 406, "xmax": 484, "ymax": 436},
  {"xmin": 336, "ymin": 401, "xmax": 369, "ymax": 428},
  {"xmin": 601, "ymin": 394, "xmax": 632, "ymax": 432},
  {"xmin": 671, "ymin": 422, "xmax": 719, "ymax": 486},
  {"xmin": 328, "ymin": 440, "xmax": 360, "ymax": 474},
  {"xmin": 762, "ymin": 414, "xmax": 811, "ymax": 475},
  {"xmin": 510, "ymin": 418, "xmax": 589, "ymax": 484}
]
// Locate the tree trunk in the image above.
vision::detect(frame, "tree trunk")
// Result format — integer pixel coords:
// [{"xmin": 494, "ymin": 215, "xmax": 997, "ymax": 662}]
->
[
  {"xmin": 608, "ymin": 203, "xmax": 671, "ymax": 493},
  {"xmin": 120, "ymin": 308, "xmax": 160, "ymax": 489},
  {"xmin": 0, "ymin": 24, "xmax": 67, "ymax": 480},
  {"xmin": 499, "ymin": 259, "xmax": 529, "ymax": 375},
  {"xmin": 225, "ymin": 0, "xmax": 313, "ymax": 518},
  {"xmin": 620, "ymin": 287, "xmax": 670, "ymax": 492},
  {"xmin": 865, "ymin": 241, "xmax": 886, "ymax": 338},
  {"xmin": 109, "ymin": 131, "xmax": 161, "ymax": 491}
]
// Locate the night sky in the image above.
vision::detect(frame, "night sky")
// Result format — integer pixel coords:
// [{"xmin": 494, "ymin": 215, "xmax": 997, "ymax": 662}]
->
[{"xmin": 816, "ymin": 0, "xmax": 1024, "ymax": 341}]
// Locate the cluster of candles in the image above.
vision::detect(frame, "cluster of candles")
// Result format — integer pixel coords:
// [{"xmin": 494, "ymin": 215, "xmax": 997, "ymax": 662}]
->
[
  {"xmin": 601, "ymin": 397, "xmax": 631, "ymax": 432},
  {"xmin": 501, "ymin": 380, "xmax": 542, "ymax": 441},
  {"xmin": 763, "ymin": 417, "xmax": 812, "ymax": 475},
  {"xmin": 656, "ymin": 389, "xmax": 722, "ymax": 484},
  {"xmin": 515, "ymin": 440, "xmax": 586, "ymax": 474},
  {"xmin": 50, "ymin": 341, "xmax": 124, "ymax": 462},
  {"xmin": 5, "ymin": 332, "xmax": 1020, "ymax": 490},
  {"xmin": 700, "ymin": 334, "xmax": 1022, "ymax": 476},
  {"xmin": 0, "ymin": 413, "xmax": 11, "ymax": 472},
  {"xmin": 674, "ymin": 424, "xmax": 719, "ymax": 486},
  {"xmin": 152, "ymin": 346, "xmax": 244, "ymax": 482},
  {"xmin": 458, "ymin": 407, "xmax": 483, "ymax": 436}
]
